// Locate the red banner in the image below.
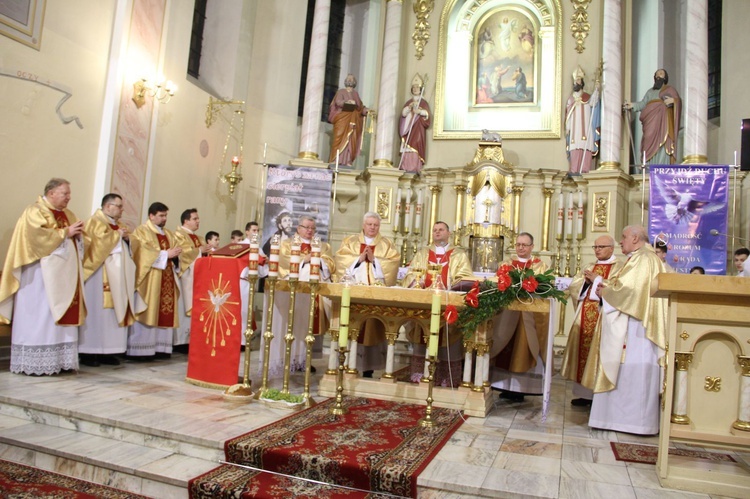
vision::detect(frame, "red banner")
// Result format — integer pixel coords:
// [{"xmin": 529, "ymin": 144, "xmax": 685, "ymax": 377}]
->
[{"xmin": 186, "ymin": 257, "xmax": 244, "ymax": 388}]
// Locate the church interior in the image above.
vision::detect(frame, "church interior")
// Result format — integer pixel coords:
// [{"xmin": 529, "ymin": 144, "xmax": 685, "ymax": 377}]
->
[{"xmin": 0, "ymin": 0, "xmax": 749, "ymax": 497}]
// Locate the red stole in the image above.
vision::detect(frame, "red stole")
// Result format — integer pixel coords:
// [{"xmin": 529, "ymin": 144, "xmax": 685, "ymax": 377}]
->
[
  {"xmin": 576, "ymin": 262, "xmax": 614, "ymax": 382},
  {"xmin": 510, "ymin": 258, "xmax": 539, "ymax": 270},
  {"xmin": 52, "ymin": 209, "xmax": 82, "ymax": 326},
  {"xmin": 188, "ymin": 234, "xmax": 200, "ymax": 247},
  {"xmin": 300, "ymin": 243, "xmax": 311, "ymax": 255},
  {"xmin": 156, "ymin": 233, "xmax": 177, "ymax": 328},
  {"xmin": 109, "ymin": 223, "xmax": 119, "ymax": 230},
  {"xmin": 424, "ymin": 248, "xmax": 453, "ymax": 288}
]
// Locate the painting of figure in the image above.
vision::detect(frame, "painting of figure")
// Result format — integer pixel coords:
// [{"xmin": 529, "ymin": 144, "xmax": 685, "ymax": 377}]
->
[{"xmin": 473, "ymin": 9, "xmax": 537, "ymax": 106}]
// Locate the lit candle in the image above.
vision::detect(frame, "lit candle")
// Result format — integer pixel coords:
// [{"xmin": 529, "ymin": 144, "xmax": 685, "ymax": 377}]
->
[
  {"xmin": 566, "ymin": 192, "xmax": 573, "ymax": 239},
  {"xmin": 577, "ymin": 191, "xmax": 584, "ymax": 236},
  {"xmin": 309, "ymin": 237, "xmax": 321, "ymax": 281},
  {"xmin": 428, "ymin": 291, "xmax": 440, "ymax": 357},
  {"xmin": 248, "ymin": 234, "xmax": 259, "ymax": 276},
  {"xmin": 268, "ymin": 235, "xmax": 280, "ymax": 277},
  {"xmin": 289, "ymin": 235, "xmax": 301, "ymax": 279},
  {"xmin": 556, "ymin": 193, "xmax": 564, "ymax": 237},
  {"xmin": 339, "ymin": 285, "xmax": 351, "ymax": 348}
]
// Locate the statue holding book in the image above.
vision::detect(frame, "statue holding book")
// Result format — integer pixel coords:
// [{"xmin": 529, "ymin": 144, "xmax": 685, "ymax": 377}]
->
[{"xmin": 328, "ymin": 74, "xmax": 368, "ymax": 167}]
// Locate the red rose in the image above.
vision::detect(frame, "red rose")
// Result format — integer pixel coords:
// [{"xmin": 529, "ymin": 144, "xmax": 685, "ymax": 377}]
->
[
  {"xmin": 521, "ymin": 276, "xmax": 539, "ymax": 293},
  {"xmin": 497, "ymin": 274, "xmax": 512, "ymax": 291},
  {"xmin": 444, "ymin": 305, "xmax": 459, "ymax": 324},
  {"xmin": 465, "ymin": 281, "xmax": 480, "ymax": 308},
  {"xmin": 496, "ymin": 264, "xmax": 512, "ymax": 277}
]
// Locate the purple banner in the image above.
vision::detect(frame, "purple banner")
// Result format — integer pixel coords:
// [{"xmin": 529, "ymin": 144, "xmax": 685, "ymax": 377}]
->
[
  {"xmin": 261, "ymin": 165, "xmax": 333, "ymax": 255},
  {"xmin": 649, "ymin": 165, "xmax": 729, "ymax": 274}
]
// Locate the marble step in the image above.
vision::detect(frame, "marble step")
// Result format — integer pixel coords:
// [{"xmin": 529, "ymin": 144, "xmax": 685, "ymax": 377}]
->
[{"xmin": 0, "ymin": 412, "xmax": 217, "ymax": 497}]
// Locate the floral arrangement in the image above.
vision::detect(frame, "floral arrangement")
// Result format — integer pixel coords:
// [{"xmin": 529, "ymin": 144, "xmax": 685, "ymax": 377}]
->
[{"xmin": 444, "ymin": 263, "xmax": 567, "ymax": 337}]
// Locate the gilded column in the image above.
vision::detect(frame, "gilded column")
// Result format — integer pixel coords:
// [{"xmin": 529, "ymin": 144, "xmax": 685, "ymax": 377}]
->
[
  {"xmin": 372, "ymin": 0, "xmax": 403, "ymax": 168},
  {"xmin": 671, "ymin": 353, "xmax": 692, "ymax": 424},
  {"xmin": 512, "ymin": 186, "xmax": 524, "ymax": 232},
  {"xmin": 541, "ymin": 188, "xmax": 554, "ymax": 251},
  {"xmin": 298, "ymin": 0, "xmax": 331, "ymax": 160},
  {"xmin": 598, "ymin": 0, "xmax": 623, "ymax": 170},
  {"xmin": 453, "ymin": 184, "xmax": 465, "ymax": 244},
  {"xmin": 427, "ymin": 185, "xmax": 441, "ymax": 244},
  {"xmin": 732, "ymin": 357, "xmax": 750, "ymax": 431},
  {"xmin": 682, "ymin": 0, "xmax": 709, "ymax": 164}
]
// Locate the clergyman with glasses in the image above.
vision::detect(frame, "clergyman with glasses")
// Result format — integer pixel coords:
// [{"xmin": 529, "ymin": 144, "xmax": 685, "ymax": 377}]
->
[
  {"xmin": 559, "ymin": 235, "xmax": 622, "ymax": 407},
  {"xmin": 488, "ymin": 232, "xmax": 549, "ymax": 402}
]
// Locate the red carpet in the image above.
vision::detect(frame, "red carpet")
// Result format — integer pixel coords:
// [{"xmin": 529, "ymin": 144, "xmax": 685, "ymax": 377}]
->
[
  {"xmin": 189, "ymin": 397, "xmax": 464, "ymax": 498},
  {"xmin": 0, "ymin": 458, "xmax": 150, "ymax": 498},
  {"xmin": 610, "ymin": 442, "xmax": 737, "ymax": 465}
]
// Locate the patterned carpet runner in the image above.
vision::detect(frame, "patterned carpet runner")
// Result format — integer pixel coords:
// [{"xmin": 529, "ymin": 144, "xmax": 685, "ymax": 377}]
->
[
  {"xmin": 189, "ymin": 397, "xmax": 464, "ymax": 498},
  {"xmin": 610, "ymin": 442, "xmax": 736, "ymax": 465},
  {"xmin": 0, "ymin": 458, "xmax": 150, "ymax": 498}
]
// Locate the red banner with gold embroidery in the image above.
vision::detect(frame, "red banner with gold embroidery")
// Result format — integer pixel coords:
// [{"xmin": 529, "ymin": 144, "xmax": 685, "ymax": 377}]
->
[{"xmin": 186, "ymin": 257, "xmax": 244, "ymax": 388}]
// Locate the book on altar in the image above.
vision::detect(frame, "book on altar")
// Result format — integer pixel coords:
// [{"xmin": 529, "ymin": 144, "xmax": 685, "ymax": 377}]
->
[
  {"xmin": 450, "ymin": 278, "xmax": 480, "ymax": 292},
  {"xmin": 211, "ymin": 243, "xmax": 250, "ymax": 258},
  {"xmin": 342, "ymin": 102, "xmax": 357, "ymax": 112}
]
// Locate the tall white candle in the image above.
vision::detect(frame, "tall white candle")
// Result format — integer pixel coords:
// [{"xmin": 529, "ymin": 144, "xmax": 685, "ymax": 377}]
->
[
  {"xmin": 268, "ymin": 236, "xmax": 280, "ymax": 277},
  {"xmin": 405, "ymin": 188, "xmax": 412, "ymax": 232},
  {"xmin": 248, "ymin": 237, "xmax": 260, "ymax": 276},
  {"xmin": 565, "ymin": 192, "xmax": 573, "ymax": 238},
  {"xmin": 556, "ymin": 193, "xmax": 564, "ymax": 236},
  {"xmin": 395, "ymin": 187, "xmax": 402, "ymax": 230},
  {"xmin": 577, "ymin": 191, "xmax": 584, "ymax": 235}
]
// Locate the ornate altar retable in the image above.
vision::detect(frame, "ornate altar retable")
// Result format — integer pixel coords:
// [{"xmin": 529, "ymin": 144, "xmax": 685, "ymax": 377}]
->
[
  {"xmin": 277, "ymin": 281, "xmax": 557, "ymax": 418},
  {"xmin": 654, "ymin": 274, "xmax": 750, "ymax": 497}
]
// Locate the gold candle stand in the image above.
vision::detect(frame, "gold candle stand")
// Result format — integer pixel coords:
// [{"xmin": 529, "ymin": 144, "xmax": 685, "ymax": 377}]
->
[
  {"xmin": 224, "ymin": 273, "xmax": 258, "ymax": 399},
  {"xmin": 255, "ymin": 275, "xmax": 277, "ymax": 399},
  {"xmin": 329, "ymin": 345, "xmax": 349, "ymax": 415},
  {"xmin": 281, "ymin": 277, "xmax": 299, "ymax": 395},
  {"xmin": 575, "ymin": 233, "xmax": 584, "ymax": 275},
  {"xmin": 303, "ymin": 281, "xmax": 319, "ymax": 408},
  {"xmin": 555, "ymin": 234, "xmax": 564, "ymax": 276},
  {"xmin": 564, "ymin": 236, "xmax": 573, "ymax": 277},
  {"xmin": 418, "ymin": 355, "xmax": 438, "ymax": 427}
]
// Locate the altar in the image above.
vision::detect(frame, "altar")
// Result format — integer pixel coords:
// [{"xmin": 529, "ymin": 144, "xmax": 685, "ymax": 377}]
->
[{"xmin": 275, "ymin": 281, "xmax": 558, "ymax": 418}]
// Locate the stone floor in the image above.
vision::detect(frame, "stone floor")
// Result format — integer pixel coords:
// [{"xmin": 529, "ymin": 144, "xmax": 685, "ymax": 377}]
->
[{"xmin": 0, "ymin": 350, "xmax": 747, "ymax": 498}]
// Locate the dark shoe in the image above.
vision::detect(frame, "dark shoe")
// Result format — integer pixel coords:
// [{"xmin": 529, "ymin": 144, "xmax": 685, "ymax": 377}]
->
[
  {"xmin": 98, "ymin": 355, "xmax": 121, "ymax": 366},
  {"xmin": 362, "ymin": 370, "xmax": 374, "ymax": 378},
  {"xmin": 125, "ymin": 355, "xmax": 155, "ymax": 362},
  {"xmin": 173, "ymin": 344, "xmax": 189, "ymax": 354},
  {"xmin": 500, "ymin": 390, "xmax": 524, "ymax": 402},
  {"xmin": 310, "ymin": 365, "xmax": 317, "ymax": 374},
  {"xmin": 571, "ymin": 398, "xmax": 592, "ymax": 407},
  {"xmin": 79, "ymin": 354, "xmax": 100, "ymax": 367},
  {"xmin": 155, "ymin": 352, "xmax": 172, "ymax": 359}
]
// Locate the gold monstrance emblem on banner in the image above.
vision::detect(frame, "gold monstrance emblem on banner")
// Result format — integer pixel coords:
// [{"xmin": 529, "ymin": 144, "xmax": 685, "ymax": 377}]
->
[{"xmin": 198, "ymin": 273, "xmax": 240, "ymax": 356}]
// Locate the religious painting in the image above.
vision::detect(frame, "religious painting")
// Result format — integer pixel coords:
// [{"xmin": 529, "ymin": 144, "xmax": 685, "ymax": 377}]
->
[
  {"xmin": 434, "ymin": 0, "xmax": 562, "ymax": 139},
  {"xmin": 473, "ymin": 9, "xmax": 538, "ymax": 106},
  {"xmin": 0, "ymin": 0, "xmax": 46, "ymax": 50}
]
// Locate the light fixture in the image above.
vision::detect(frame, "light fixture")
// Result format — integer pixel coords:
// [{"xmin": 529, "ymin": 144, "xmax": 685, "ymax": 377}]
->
[
  {"xmin": 206, "ymin": 97, "xmax": 247, "ymax": 195},
  {"xmin": 220, "ymin": 156, "xmax": 243, "ymax": 195},
  {"xmin": 132, "ymin": 78, "xmax": 176, "ymax": 108}
]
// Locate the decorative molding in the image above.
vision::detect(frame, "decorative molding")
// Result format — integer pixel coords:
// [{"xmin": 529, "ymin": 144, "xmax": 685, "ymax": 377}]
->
[
  {"xmin": 674, "ymin": 353, "xmax": 692, "ymax": 371},
  {"xmin": 376, "ymin": 186, "xmax": 392, "ymax": 223},
  {"xmin": 591, "ymin": 192, "xmax": 610, "ymax": 232},
  {"xmin": 412, "ymin": 0, "xmax": 435, "ymax": 60},
  {"xmin": 680, "ymin": 330, "xmax": 690, "ymax": 341},
  {"xmin": 704, "ymin": 376, "xmax": 721, "ymax": 392},
  {"xmin": 570, "ymin": 0, "xmax": 591, "ymax": 54}
]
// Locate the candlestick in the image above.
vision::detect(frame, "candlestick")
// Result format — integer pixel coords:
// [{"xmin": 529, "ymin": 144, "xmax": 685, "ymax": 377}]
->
[
  {"xmin": 339, "ymin": 285, "xmax": 351, "ymax": 348},
  {"xmin": 428, "ymin": 291, "xmax": 440, "ymax": 357},
  {"xmin": 565, "ymin": 193, "xmax": 573, "ymax": 239},
  {"xmin": 268, "ymin": 234, "xmax": 280, "ymax": 277},
  {"xmin": 556, "ymin": 193, "xmax": 564, "ymax": 237}
]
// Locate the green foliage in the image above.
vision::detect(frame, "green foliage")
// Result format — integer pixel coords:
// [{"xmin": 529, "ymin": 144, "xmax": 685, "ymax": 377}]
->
[{"xmin": 260, "ymin": 388, "xmax": 305, "ymax": 404}]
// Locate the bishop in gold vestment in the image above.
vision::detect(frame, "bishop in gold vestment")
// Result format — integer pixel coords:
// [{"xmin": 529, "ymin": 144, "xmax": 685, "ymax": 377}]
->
[
  {"xmin": 0, "ymin": 179, "xmax": 86, "ymax": 375},
  {"xmin": 174, "ymin": 209, "xmax": 209, "ymax": 347},
  {"xmin": 560, "ymin": 236, "xmax": 622, "ymax": 405},
  {"xmin": 79, "ymin": 195, "xmax": 138, "ymax": 365},
  {"xmin": 402, "ymin": 222, "xmax": 473, "ymax": 386},
  {"xmin": 587, "ymin": 225, "xmax": 668, "ymax": 435},
  {"xmin": 127, "ymin": 203, "xmax": 182, "ymax": 358},
  {"xmin": 490, "ymin": 233, "xmax": 549, "ymax": 398},
  {"xmin": 335, "ymin": 212, "xmax": 399, "ymax": 374}
]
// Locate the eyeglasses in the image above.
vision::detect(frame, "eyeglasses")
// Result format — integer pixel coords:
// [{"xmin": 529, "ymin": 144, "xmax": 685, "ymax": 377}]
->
[
  {"xmin": 515, "ymin": 243, "xmax": 532, "ymax": 248},
  {"xmin": 108, "ymin": 204, "xmax": 123, "ymax": 209},
  {"xmin": 299, "ymin": 225, "xmax": 315, "ymax": 231},
  {"xmin": 592, "ymin": 245, "xmax": 614, "ymax": 250}
]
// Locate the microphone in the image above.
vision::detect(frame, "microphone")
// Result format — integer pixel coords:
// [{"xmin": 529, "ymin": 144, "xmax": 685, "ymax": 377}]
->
[{"xmin": 709, "ymin": 229, "xmax": 750, "ymax": 244}]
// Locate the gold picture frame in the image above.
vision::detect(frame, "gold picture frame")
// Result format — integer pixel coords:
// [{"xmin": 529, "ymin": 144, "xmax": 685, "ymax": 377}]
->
[
  {"xmin": 434, "ymin": 0, "xmax": 562, "ymax": 140},
  {"xmin": 0, "ymin": 0, "xmax": 46, "ymax": 50}
]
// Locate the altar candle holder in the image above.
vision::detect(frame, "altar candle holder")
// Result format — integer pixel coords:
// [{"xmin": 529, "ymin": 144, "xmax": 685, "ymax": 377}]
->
[
  {"xmin": 575, "ymin": 232, "xmax": 584, "ymax": 276},
  {"xmin": 224, "ymin": 272, "xmax": 258, "ymax": 399},
  {"xmin": 565, "ymin": 238, "xmax": 573, "ymax": 278},
  {"xmin": 303, "ymin": 280, "xmax": 319, "ymax": 408},
  {"xmin": 330, "ymin": 281, "xmax": 351, "ymax": 416},
  {"xmin": 329, "ymin": 344, "xmax": 349, "ymax": 416},
  {"xmin": 418, "ymin": 355, "xmax": 438, "ymax": 428},
  {"xmin": 281, "ymin": 275, "xmax": 299, "ymax": 395},
  {"xmin": 554, "ymin": 234, "xmax": 564, "ymax": 276},
  {"xmin": 255, "ymin": 274, "xmax": 277, "ymax": 399}
]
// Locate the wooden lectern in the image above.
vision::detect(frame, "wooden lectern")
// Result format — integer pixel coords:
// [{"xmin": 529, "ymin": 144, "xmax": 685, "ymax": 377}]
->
[{"xmin": 654, "ymin": 273, "xmax": 750, "ymax": 497}]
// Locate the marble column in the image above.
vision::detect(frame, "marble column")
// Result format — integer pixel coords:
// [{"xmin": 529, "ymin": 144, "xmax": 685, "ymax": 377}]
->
[
  {"xmin": 598, "ymin": 0, "xmax": 623, "ymax": 171},
  {"xmin": 682, "ymin": 0, "xmax": 709, "ymax": 164},
  {"xmin": 671, "ymin": 353, "xmax": 692, "ymax": 424},
  {"xmin": 732, "ymin": 357, "xmax": 750, "ymax": 431},
  {"xmin": 297, "ymin": 0, "xmax": 331, "ymax": 160},
  {"xmin": 462, "ymin": 340, "xmax": 474, "ymax": 388},
  {"xmin": 372, "ymin": 0, "xmax": 403, "ymax": 168}
]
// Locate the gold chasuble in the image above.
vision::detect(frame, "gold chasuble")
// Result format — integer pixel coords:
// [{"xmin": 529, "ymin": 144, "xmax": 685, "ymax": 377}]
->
[
  {"xmin": 493, "ymin": 258, "xmax": 549, "ymax": 373},
  {"xmin": 174, "ymin": 227, "xmax": 204, "ymax": 316},
  {"xmin": 131, "ymin": 221, "xmax": 179, "ymax": 328},
  {"xmin": 82, "ymin": 209, "xmax": 135, "ymax": 326},
  {"xmin": 0, "ymin": 196, "xmax": 85, "ymax": 325},
  {"xmin": 583, "ymin": 245, "xmax": 668, "ymax": 392},
  {"xmin": 335, "ymin": 233, "xmax": 399, "ymax": 346},
  {"xmin": 560, "ymin": 258, "xmax": 622, "ymax": 388}
]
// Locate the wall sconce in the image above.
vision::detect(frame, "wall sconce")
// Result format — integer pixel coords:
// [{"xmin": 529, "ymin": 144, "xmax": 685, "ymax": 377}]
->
[{"xmin": 132, "ymin": 78, "xmax": 177, "ymax": 108}]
